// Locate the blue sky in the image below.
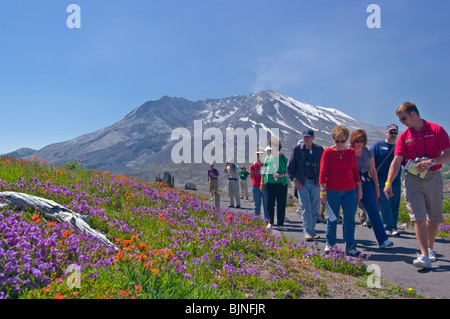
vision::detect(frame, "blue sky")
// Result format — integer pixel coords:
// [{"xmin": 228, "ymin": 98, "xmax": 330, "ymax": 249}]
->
[{"xmin": 1, "ymin": 0, "xmax": 449, "ymax": 154}]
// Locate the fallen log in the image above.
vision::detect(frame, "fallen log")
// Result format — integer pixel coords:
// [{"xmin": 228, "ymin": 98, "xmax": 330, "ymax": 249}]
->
[{"xmin": 0, "ymin": 191, "xmax": 116, "ymax": 248}]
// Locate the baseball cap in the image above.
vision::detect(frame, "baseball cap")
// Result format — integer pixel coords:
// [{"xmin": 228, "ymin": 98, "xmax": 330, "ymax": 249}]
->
[
  {"xmin": 303, "ymin": 129, "xmax": 314, "ymax": 137},
  {"xmin": 386, "ymin": 124, "xmax": 398, "ymax": 132}
]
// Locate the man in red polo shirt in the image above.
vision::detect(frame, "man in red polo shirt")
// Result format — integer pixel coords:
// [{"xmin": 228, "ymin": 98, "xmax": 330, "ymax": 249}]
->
[{"xmin": 384, "ymin": 102, "xmax": 450, "ymax": 269}]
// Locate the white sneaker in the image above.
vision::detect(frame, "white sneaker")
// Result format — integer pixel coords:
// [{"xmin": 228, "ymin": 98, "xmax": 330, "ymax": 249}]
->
[
  {"xmin": 324, "ymin": 245, "xmax": 331, "ymax": 254},
  {"xmin": 266, "ymin": 223, "xmax": 272, "ymax": 230},
  {"xmin": 428, "ymin": 248, "xmax": 437, "ymax": 262},
  {"xmin": 413, "ymin": 253, "xmax": 431, "ymax": 269}
]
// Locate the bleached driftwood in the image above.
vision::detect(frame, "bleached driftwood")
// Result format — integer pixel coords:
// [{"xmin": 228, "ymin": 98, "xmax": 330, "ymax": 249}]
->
[{"xmin": 0, "ymin": 191, "xmax": 115, "ymax": 248}]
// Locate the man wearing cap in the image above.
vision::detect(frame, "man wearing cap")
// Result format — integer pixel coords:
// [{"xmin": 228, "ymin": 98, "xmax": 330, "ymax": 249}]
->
[
  {"xmin": 384, "ymin": 102, "xmax": 450, "ymax": 269},
  {"xmin": 371, "ymin": 124, "xmax": 402, "ymax": 237},
  {"xmin": 207, "ymin": 163, "xmax": 220, "ymax": 201},
  {"xmin": 287, "ymin": 129, "xmax": 324, "ymax": 241},
  {"xmin": 224, "ymin": 158, "xmax": 241, "ymax": 208}
]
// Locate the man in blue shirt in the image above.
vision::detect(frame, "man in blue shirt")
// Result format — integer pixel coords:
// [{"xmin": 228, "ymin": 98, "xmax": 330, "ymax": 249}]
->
[
  {"xmin": 371, "ymin": 124, "xmax": 402, "ymax": 236},
  {"xmin": 288, "ymin": 130, "xmax": 324, "ymax": 241}
]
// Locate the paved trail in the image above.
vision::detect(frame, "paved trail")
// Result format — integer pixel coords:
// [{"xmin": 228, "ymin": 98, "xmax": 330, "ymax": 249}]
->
[{"xmin": 222, "ymin": 195, "xmax": 450, "ymax": 299}]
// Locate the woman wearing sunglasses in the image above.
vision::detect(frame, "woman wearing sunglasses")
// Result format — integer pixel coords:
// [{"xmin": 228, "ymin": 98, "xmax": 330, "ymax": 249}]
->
[
  {"xmin": 319, "ymin": 125, "xmax": 362, "ymax": 257},
  {"xmin": 351, "ymin": 129, "xmax": 394, "ymax": 250}
]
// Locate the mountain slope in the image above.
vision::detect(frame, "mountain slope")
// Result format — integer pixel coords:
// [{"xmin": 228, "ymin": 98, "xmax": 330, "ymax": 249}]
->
[{"xmin": 20, "ymin": 90, "xmax": 386, "ymax": 186}]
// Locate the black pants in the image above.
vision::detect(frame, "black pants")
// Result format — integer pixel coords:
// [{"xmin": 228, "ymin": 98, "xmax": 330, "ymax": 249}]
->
[{"xmin": 266, "ymin": 182, "xmax": 288, "ymax": 226}]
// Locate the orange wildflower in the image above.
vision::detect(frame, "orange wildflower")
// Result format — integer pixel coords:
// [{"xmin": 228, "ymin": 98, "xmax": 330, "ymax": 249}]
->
[
  {"xmin": 137, "ymin": 243, "xmax": 147, "ymax": 250},
  {"xmin": 32, "ymin": 214, "xmax": 41, "ymax": 224},
  {"xmin": 42, "ymin": 285, "xmax": 52, "ymax": 293},
  {"xmin": 151, "ymin": 269, "xmax": 160, "ymax": 275},
  {"xmin": 138, "ymin": 254, "xmax": 148, "ymax": 263},
  {"xmin": 62, "ymin": 230, "xmax": 72, "ymax": 238},
  {"xmin": 121, "ymin": 239, "xmax": 132, "ymax": 247}
]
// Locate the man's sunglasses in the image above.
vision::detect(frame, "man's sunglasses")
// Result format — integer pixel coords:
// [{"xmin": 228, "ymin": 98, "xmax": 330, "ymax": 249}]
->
[{"xmin": 389, "ymin": 131, "xmax": 398, "ymax": 135}]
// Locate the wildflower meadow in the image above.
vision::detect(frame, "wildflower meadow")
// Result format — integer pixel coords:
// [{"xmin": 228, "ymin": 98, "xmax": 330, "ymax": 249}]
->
[{"xmin": 1, "ymin": 156, "xmax": 445, "ymax": 300}]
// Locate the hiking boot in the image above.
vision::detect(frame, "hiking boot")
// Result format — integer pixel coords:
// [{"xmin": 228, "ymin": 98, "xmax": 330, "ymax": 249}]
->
[{"xmin": 413, "ymin": 253, "xmax": 431, "ymax": 269}]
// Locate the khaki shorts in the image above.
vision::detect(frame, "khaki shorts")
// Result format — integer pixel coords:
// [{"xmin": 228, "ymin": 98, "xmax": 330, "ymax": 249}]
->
[
  {"xmin": 209, "ymin": 178, "xmax": 219, "ymax": 193},
  {"xmin": 404, "ymin": 170, "xmax": 444, "ymax": 223}
]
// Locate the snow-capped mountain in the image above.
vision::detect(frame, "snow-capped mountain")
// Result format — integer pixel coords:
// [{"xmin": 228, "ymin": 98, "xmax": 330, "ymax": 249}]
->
[{"xmin": 20, "ymin": 90, "xmax": 386, "ymax": 186}]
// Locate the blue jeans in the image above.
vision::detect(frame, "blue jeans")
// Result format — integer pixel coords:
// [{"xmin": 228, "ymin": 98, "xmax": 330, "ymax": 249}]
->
[
  {"xmin": 297, "ymin": 179, "xmax": 320, "ymax": 236},
  {"xmin": 359, "ymin": 182, "xmax": 388, "ymax": 245},
  {"xmin": 326, "ymin": 188, "xmax": 357, "ymax": 252},
  {"xmin": 378, "ymin": 176, "xmax": 401, "ymax": 232},
  {"xmin": 252, "ymin": 185, "xmax": 268, "ymax": 219}
]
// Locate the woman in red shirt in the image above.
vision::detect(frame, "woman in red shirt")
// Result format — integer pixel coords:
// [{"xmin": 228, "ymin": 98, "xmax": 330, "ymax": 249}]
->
[{"xmin": 319, "ymin": 125, "xmax": 362, "ymax": 257}]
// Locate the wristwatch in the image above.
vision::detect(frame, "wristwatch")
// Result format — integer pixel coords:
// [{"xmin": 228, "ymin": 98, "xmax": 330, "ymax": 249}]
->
[{"xmin": 430, "ymin": 159, "xmax": 435, "ymax": 166}]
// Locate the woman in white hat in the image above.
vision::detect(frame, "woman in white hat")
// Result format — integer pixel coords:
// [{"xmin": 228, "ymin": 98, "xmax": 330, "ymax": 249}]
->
[{"xmin": 261, "ymin": 138, "xmax": 289, "ymax": 230}]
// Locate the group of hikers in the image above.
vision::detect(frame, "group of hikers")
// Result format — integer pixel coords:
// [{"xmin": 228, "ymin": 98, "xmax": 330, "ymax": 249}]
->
[{"xmin": 207, "ymin": 102, "xmax": 450, "ymax": 269}]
